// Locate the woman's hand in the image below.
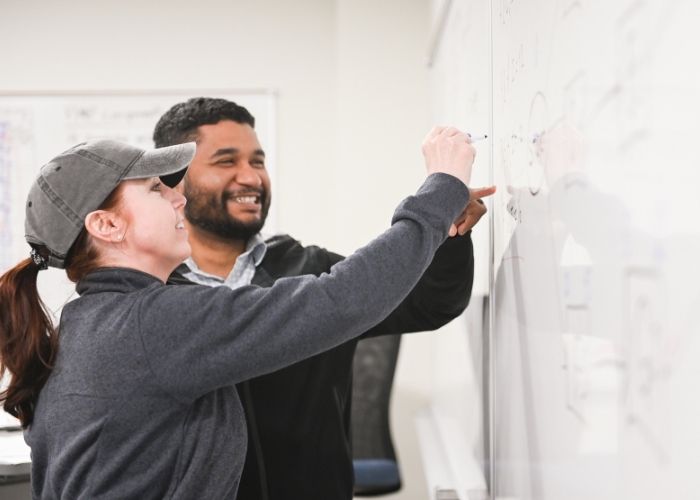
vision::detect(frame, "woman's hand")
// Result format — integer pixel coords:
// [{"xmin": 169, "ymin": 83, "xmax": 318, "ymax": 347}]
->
[{"xmin": 422, "ymin": 126, "xmax": 476, "ymax": 186}]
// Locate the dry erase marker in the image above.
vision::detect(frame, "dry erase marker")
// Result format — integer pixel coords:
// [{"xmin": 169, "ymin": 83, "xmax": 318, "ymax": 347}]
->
[{"xmin": 468, "ymin": 134, "xmax": 488, "ymax": 142}]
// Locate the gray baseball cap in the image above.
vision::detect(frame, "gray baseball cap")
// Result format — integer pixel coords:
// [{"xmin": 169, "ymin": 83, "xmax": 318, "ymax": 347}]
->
[{"xmin": 25, "ymin": 139, "xmax": 196, "ymax": 269}]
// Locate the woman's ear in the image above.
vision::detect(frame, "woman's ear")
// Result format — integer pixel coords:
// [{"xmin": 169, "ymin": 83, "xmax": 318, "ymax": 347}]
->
[{"xmin": 84, "ymin": 210, "xmax": 125, "ymax": 244}]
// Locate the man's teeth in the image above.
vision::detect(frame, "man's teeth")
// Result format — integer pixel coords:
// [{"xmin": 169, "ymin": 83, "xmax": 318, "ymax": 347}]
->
[{"xmin": 233, "ymin": 196, "xmax": 259, "ymax": 204}]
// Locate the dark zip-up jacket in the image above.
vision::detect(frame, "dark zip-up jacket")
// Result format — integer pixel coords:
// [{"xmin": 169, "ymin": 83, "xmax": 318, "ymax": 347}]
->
[{"xmin": 169, "ymin": 181, "xmax": 475, "ymax": 500}]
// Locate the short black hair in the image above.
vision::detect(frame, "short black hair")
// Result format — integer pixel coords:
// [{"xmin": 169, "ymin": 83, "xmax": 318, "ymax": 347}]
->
[{"xmin": 153, "ymin": 97, "xmax": 256, "ymax": 148}]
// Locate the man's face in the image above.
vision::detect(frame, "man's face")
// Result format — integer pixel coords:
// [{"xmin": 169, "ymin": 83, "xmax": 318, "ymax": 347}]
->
[{"xmin": 183, "ymin": 120, "xmax": 271, "ymax": 241}]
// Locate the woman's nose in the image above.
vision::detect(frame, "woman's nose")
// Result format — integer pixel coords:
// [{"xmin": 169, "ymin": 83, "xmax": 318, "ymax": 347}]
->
[{"xmin": 164, "ymin": 185, "xmax": 187, "ymax": 208}]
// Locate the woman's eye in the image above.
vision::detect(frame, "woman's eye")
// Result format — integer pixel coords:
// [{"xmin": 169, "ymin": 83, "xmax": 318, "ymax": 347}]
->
[{"xmin": 151, "ymin": 182, "xmax": 162, "ymax": 192}]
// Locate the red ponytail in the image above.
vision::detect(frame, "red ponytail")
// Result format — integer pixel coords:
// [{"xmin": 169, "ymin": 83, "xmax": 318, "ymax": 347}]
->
[
  {"xmin": 0, "ymin": 183, "xmax": 123, "ymax": 427},
  {"xmin": 0, "ymin": 258, "xmax": 58, "ymax": 427}
]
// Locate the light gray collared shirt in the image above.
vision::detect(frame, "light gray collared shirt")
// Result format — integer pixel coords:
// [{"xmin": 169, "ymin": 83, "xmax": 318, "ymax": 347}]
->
[{"xmin": 181, "ymin": 234, "xmax": 268, "ymax": 289}]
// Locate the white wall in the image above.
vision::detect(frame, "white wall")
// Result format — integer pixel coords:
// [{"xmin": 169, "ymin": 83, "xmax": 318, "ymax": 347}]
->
[
  {"xmin": 333, "ymin": 0, "xmax": 431, "ymax": 252},
  {"xmin": 0, "ymin": 1, "xmax": 435, "ymax": 498}
]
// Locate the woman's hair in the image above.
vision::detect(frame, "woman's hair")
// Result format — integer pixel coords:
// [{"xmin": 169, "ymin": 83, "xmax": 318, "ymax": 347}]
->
[{"xmin": 0, "ymin": 185, "xmax": 123, "ymax": 427}]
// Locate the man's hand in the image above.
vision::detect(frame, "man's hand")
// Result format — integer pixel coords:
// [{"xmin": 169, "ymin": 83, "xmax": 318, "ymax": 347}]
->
[{"xmin": 449, "ymin": 186, "xmax": 497, "ymax": 237}]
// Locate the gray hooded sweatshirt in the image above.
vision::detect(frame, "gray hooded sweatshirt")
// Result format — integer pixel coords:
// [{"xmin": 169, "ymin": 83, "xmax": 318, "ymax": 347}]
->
[{"xmin": 25, "ymin": 173, "xmax": 469, "ymax": 499}]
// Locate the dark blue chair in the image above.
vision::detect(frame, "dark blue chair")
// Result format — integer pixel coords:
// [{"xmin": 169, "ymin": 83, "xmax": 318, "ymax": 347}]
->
[{"xmin": 351, "ymin": 335, "xmax": 402, "ymax": 496}]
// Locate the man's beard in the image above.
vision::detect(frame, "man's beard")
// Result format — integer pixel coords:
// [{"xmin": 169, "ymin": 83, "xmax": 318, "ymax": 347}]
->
[{"xmin": 183, "ymin": 182, "xmax": 270, "ymax": 241}]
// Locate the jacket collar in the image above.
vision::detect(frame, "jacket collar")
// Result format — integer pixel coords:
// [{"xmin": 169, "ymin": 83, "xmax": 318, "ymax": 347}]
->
[{"xmin": 76, "ymin": 267, "xmax": 164, "ymax": 296}]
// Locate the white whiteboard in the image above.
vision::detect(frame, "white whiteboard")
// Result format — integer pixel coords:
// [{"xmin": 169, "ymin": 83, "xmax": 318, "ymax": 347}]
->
[
  {"xmin": 0, "ymin": 91, "xmax": 276, "ymax": 318},
  {"xmin": 429, "ymin": 0, "xmax": 700, "ymax": 499}
]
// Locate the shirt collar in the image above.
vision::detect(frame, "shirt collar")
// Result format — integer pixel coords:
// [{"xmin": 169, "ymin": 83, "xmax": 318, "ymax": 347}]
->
[{"xmin": 182, "ymin": 233, "xmax": 268, "ymax": 278}]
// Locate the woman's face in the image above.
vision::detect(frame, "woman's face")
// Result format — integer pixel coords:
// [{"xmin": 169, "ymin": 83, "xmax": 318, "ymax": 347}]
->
[{"xmin": 116, "ymin": 177, "xmax": 190, "ymax": 277}]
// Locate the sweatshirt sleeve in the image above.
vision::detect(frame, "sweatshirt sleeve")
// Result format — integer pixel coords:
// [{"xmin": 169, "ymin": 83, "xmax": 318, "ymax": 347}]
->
[{"xmin": 138, "ymin": 173, "xmax": 469, "ymax": 401}]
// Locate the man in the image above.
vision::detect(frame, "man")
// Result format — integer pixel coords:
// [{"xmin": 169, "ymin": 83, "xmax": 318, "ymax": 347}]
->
[{"xmin": 153, "ymin": 97, "xmax": 488, "ymax": 500}]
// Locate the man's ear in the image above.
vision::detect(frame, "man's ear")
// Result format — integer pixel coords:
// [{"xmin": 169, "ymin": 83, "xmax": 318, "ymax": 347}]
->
[{"xmin": 84, "ymin": 210, "xmax": 125, "ymax": 244}]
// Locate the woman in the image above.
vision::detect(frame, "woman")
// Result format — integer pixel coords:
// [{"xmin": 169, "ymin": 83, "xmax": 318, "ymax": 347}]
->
[{"xmin": 0, "ymin": 128, "xmax": 487, "ymax": 499}]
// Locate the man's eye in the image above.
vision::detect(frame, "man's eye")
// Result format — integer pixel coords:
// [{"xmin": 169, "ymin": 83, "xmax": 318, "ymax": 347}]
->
[{"xmin": 151, "ymin": 182, "xmax": 162, "ymax": 191}]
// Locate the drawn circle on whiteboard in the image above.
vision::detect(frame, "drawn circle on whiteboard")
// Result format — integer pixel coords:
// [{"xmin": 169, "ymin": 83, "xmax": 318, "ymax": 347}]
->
[{"xmin": 527, "ymin": 92, "xmax": 549, "ymax": 196}]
